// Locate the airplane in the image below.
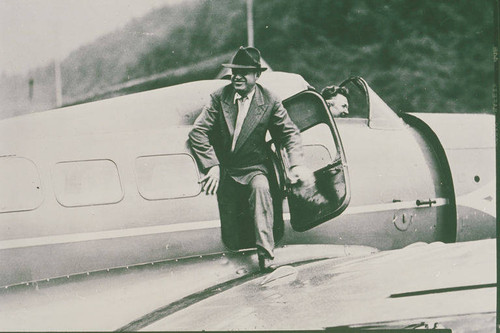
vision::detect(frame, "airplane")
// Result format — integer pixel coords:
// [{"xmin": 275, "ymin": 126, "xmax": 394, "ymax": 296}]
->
[{"xmin": 0, "ymin": 71, "xmax": 495, "ymax": 331}]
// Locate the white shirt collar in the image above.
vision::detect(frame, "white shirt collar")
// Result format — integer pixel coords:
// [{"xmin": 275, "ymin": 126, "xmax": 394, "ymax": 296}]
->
[{"xmin": 233, "ymin": 88, "xmax": 256, "ymax": 104}]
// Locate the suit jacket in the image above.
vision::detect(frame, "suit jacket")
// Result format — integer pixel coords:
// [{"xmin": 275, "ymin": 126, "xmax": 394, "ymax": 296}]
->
[{"xmin": 189, "ymin": 83, "xmax": 303, "ymax": 184}]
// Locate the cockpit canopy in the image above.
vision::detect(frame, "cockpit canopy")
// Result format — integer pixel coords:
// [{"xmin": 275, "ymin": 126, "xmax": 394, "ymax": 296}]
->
[{"xmin": 340, "ymin": 77, "xmax": 405, "ymax": 130}]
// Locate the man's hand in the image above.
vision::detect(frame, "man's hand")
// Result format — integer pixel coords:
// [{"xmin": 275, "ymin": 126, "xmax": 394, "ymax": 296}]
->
[
  {"xmin": 199, "ymin": 165, "xmax": 220, "ymax": 195},
  {"xmin": 289, "ymin": 165, "xmax": 314, "ymax": 187}
]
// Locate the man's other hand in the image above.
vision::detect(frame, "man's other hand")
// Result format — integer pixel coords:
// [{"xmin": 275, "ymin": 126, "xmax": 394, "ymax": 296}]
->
[
  {"xmin": 199, "ymin": 165, "xmax": 220, "ymax": 195},
  {"xmin": 290, "ymin": 165, "xmax": 314, "ymax": 187}
]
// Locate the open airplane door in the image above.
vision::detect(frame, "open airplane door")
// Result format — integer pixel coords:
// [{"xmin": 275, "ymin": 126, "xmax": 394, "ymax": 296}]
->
[{"xmin": 275, "ymin": 90, "xmax": 351, "ymax": 232}]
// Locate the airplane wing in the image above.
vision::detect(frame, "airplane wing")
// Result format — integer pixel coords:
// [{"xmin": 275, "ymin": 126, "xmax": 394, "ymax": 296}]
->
[
  {"xmin": 137, "ymin": 239, "xmax": 496, "ymax": 332},
  {"xmin": 0, "ymin": 239, "xmax": 494, "ymax": 331}
]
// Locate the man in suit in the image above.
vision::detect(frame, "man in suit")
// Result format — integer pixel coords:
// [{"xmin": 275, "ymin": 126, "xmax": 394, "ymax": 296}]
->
[{"xmin": 189, "ymin": 46, "xmax": 311, "ymax": 272}]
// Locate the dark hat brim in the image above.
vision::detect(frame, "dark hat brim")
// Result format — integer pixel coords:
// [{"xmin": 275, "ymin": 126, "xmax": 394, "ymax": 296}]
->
[{"xmin": 222, "ymin": 63, "xmax": 267, "ymax": 71}]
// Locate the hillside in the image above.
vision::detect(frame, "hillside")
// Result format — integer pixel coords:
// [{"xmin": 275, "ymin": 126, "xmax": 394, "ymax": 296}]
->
[{"xmin": 0, "ymin": 0, "xmax": 494, "ymax": 118}]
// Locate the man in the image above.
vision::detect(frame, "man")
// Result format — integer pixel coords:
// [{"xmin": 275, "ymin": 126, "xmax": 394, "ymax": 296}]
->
[
  {"xmin": 189, "ymin": 46, "xmax": 311, "ymax": 272},
  {"xmin": 321, "ymin": 85, "xmax": 350, "ymax": 117}
]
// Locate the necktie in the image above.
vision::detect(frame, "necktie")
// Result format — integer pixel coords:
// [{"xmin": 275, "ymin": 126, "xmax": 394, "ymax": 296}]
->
[{"xmin": 231, "ymin": 96, "xmax": 248, "ymax": 151}]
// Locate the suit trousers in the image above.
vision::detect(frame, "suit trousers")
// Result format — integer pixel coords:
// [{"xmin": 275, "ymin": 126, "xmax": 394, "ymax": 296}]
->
[{"xmin": 217, "ymin": 173, "xmax": 275, "ymax": 259}]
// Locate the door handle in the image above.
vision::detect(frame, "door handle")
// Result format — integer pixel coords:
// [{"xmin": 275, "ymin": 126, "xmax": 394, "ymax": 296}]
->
[{"xmin": 416, "ymin": 199, "xmax": 437, "ymax": 207}]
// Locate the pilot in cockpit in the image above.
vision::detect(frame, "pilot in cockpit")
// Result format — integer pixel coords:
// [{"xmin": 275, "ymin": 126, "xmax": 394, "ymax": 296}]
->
[{"xmin": 321, "ymin": 85, "xmax": 350, "ymax": 117}]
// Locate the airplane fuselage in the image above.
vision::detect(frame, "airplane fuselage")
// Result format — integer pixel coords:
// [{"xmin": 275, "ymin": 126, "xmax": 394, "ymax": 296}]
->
[{"xmin": 0, "ymin": 72, "xmax": 495, "ymax": 287}]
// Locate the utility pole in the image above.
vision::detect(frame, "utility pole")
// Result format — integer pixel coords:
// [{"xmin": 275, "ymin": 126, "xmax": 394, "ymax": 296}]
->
[
  {"xmin": 28, "ymin": 77, "xmax": 34, "ymax": 101},
  {"xmin": 247, "ymin": 0, "xmax": 254, "ymax": 47},
  {"xmin": 52, "ymin": 13, "xmax": 63, "ymax": 108},
  {"xmin": 54, "ymin": 59, "xmax": 63, "ymax": 107}
]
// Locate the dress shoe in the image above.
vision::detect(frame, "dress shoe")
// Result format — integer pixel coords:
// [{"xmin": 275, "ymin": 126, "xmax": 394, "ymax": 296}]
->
[{"xmin": 258, "ymin": 255, "xmax": 277, "ymax": 272}]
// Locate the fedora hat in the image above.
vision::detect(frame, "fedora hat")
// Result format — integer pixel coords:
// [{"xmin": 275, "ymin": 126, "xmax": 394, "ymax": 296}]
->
[{"xmin": 222, "ymin": 46, "xmax": 267, "ymax": 71}]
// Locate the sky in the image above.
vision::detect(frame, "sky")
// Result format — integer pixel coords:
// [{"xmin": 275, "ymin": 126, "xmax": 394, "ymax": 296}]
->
[{"xmin": 0, "ymin": 0, "xmax": 185, "ymax": 75}]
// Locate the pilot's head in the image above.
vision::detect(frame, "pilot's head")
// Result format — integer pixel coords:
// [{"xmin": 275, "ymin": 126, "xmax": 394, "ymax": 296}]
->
[
  {"xmin": 222, "ymin": 46, "xmax": 267, "ymax": 96},
  {"xmin": 321, "ymin": 85, "xmax": 350, "ymax": 117}
]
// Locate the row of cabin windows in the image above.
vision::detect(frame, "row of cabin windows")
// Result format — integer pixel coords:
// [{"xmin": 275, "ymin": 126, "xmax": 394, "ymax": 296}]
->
[
  {"xmin": 1, "ymin": 124, "xmax": 339, "ymax": 213},
  {"xmin": 0, "ymin": 154, "xmax": 201, "ymax": 213}
]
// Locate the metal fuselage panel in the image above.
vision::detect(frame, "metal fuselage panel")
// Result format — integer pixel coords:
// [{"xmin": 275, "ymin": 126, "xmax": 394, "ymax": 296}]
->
[
  {"xmin": 0, "ymin": 120, "xmax": 452, "ymax": 285},
  {"xmin": 406, "ymin": 113, "xmax": 496, "ymax": 241},
  {"xmin": 283, "ymin": 118, "xmax": 455, "ymax": 249},
  {"xmin": 0, "ymin": 125, "xmax": 226, "ymax": 286}
]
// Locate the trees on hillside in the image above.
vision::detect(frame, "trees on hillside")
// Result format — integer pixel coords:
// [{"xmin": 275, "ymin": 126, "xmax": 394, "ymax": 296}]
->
[{"xmin": 1, "ymin": 0, "xmax": 493, "ymax": 117}]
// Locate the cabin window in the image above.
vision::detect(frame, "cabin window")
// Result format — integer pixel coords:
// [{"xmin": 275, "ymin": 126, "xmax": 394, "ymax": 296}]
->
[
  {"xmin": 135, "ymin": 154, "xmax": 201, "ymax": 200},
  {"xmin": 0, "ymin": 157, "xmax": 43, "ymax": 213},
  {"xmin": 53, "ymin": 159, "xmax": 123, "ymax": 207}
]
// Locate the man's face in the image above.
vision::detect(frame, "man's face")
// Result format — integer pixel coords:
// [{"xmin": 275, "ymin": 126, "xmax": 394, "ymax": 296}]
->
[
  {"xmin": 327, "ymin": 94, "xmax": 349, "ymax": 117},
  {"xmin": 231, "ymin": 69, "xmax": 260, "ymax": 96}
]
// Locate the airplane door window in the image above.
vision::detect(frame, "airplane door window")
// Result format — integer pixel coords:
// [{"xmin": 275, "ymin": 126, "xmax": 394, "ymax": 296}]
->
[
  {"xmin": 300, "ymin": 123, "xmax": 338, "ymax": 170},
  {"xmin": 276, "ymin": 90, "xmax": 351, "ymax": 231},
  {"xmin": 135, "ymin": 154, "xmax": 201, "ymax": 200},
  {"xmin": 0, "ymin": 157, "xmax": 43, "ymax": 213},
  {"xmin": 53, "ymin": 159, "xmax": 123, "ymax": 207}
]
